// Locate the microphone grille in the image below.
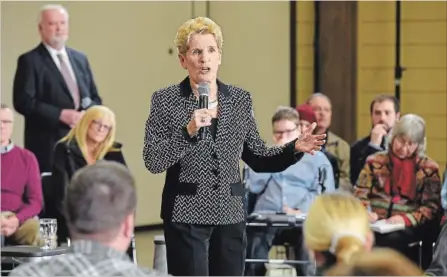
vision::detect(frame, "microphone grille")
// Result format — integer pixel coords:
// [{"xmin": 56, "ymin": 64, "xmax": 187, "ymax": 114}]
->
[{"xmin": 198, "ymin": 82, "xmax": 210, "ymax": 96}]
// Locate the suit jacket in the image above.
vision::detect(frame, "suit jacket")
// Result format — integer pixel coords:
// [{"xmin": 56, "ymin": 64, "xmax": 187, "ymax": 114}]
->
[
  {"xmin": 48, "ymin": 140, "xmax": 126, "ymax": 244},
  {"xmin": 143, "ymin": 77, "xmax": 304, "ymax": 225},
  {"xmin": 350, "ymin": 135, "xmax": 384, "ymax": 185},
  {"xmin": 13, "ymin": 43, "xmax": 102, "ymax": 172}
]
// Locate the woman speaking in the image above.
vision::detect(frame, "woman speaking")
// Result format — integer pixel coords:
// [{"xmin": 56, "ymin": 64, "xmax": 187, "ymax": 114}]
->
[{"xmin": 142, "ymin": 17, "xmax": 325, "ymax": 276}]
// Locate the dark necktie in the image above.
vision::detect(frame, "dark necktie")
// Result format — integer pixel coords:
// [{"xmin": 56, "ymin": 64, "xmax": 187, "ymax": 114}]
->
[{"xmin": 57, "ymin": 53, "xmax": 80, "ymax": 109}]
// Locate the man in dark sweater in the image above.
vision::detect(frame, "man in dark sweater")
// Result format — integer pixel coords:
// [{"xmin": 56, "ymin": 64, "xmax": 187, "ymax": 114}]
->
[
  {"xmin": 350, "ymin": 95, "xmax": 400, "ymax": 185},
  {"xmin": 1, "ymin": 103, "xmax": 43, "ymax": 245}
]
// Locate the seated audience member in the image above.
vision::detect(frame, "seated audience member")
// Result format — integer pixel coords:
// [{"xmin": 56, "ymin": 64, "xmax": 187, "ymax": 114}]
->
[
  {"xmin": 425, "ymin": 222, "xmax": 447, "ymax": 276},
  {"xmin": 0, "ymin": 103, "xmax": 42, "ymax": 246},
  {"xmin": 350, "ymin": 95, "xmax": 400, "ymax": 185},
  {"xmin": 297, "ymin": 104, "xmax": 340, "ymax": 188},
  {"xmin": 244, "ymin": 106, "xmax": 335, "ymax": 276},
  {"xmin": 307, "ymin": 93, "xmax": 351, "ymax": 190},
  {"xmin": 47, "ymin": 105, "xmax": 126, "ymax": 245},
  {"xmin": 9, "ymin": 161, "xmax": 160, "ymax": 276},
  {"xmin": 354, "ymin": 114, "xmax": 442, "ymax": 257},
  {"xmin": 303, "ymin": 192, "xmax": 374, "ymax": 275},
  {"xmin": 325, "ymin": 248, "xmax": 423, "ymax": 276}
]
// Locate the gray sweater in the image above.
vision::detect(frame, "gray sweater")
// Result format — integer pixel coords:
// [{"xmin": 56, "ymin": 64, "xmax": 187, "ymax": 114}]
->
[{"xmin": 425, "ymin": 223, "xmax": 447, "ymax": 276}]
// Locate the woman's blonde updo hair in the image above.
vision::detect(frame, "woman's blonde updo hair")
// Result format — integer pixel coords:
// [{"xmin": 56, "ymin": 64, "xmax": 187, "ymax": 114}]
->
[
  {"xmin": 174, "ymin": 17, "xmax": 223, "ymax": 55},
  {"xmin": 60, "ymin": 105, "xmax": 116, "ymax": 161},
  {"xmin": 325, "ymin": 248, "xmax": 423, "ymax": 276},
  {"xmin": 304, "ymin": 192, "xmax": 370, "ymax": 265}
]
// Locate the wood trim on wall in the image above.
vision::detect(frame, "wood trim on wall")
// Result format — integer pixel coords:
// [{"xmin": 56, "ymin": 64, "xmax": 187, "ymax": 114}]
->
[{"xmin": 315, "ymin": 1, "xmax": 357, "ymax": 143}]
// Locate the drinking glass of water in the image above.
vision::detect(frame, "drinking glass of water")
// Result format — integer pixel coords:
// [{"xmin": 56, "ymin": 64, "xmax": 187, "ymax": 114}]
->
[{"xmin": 39, "ymin": 218, "xmax": 57, "ymax": 250}]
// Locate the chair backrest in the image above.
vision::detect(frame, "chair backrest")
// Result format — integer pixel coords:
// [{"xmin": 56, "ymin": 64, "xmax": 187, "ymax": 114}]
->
[
  {"xmin": 318, "ymin": 167, "xmax": 327, "ymax": 194},
  {"xmin": 39, "ymin": 172, "xmax": 52, "ymax": 218},
  {"xmin": 321, "ymin": 150, "xmax": 340, "ymax": 189}
]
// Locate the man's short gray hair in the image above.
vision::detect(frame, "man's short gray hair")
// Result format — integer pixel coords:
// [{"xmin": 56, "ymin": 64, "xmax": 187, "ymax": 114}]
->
[
  {"xmin": 388, "ymin": 114, "xmax": 426, "ymax": 156},
  {"xmin": 38, "ymin": 4, "xmax": 69, "ymax": 24},
  {"xmin": 307, "ymin": 92, "xmax": 332, "ymax": 105},
  {"xmin": 63, "ymin": 161, "xmax": 137, "ymax": 240}
]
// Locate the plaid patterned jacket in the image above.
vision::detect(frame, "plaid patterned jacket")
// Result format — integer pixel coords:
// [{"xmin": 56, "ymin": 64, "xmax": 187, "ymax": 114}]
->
[
  {"xmin": 8, "ymin": 240, "xmax": 158, "ymax": 276},
  {"xmin": 354, "ymin": 151, "xmax": 442, "ymax": 227},
  {"xmin": 143, "ymin": 77, "xmax": 303, "ymax": 225}
]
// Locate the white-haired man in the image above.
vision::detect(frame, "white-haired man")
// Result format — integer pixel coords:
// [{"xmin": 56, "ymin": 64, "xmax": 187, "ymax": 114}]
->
[{"xmin": 13, "ymin": 4, "xmax": 102, "ymax": 173}]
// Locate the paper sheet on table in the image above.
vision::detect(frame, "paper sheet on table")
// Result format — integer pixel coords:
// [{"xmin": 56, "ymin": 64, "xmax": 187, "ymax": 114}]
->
[{"xmin": 370, "ymin": 219, "xmax": 405, "ymax": 234}]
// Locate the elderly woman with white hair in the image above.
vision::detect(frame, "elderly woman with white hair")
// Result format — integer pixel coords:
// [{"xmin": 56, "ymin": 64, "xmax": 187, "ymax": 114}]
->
[
  {"xmin": 142, "ymin": 17, "xmax": 325, "ymax": 276},
  {"xmin": 354, "ymin": 113, "xmax": 442, "ymax": 263}
]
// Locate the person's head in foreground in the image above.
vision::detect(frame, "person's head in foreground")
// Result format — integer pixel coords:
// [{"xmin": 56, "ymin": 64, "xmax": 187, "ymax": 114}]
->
[
  {"xmin": 175, "ymin": 16, "xmax": 223, "ymax": 88},
  {"xmin": 64, "ymin": 160, "xmax": 136, "ymax": 252},
  {"xmin": 325, "ymin": 247, "xmax": 423, "ymax": 276},
  {"xmin": 303, "ymin": 192, "xmax": 374, "ymax": 274},
  {"xmin": 388, "ymin": 113, "xmax": 426, "ymax": 159}
]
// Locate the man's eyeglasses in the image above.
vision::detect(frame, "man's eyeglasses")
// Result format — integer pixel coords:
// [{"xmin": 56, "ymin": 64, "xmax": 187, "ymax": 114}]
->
[{"xmin": 273, "ymin": 127, "xmax": 297, "ymax": 136}]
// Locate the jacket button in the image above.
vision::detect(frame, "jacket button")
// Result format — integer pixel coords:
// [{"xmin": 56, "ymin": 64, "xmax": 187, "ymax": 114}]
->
[
  {"xmin": 212, "ymin": 169, "xmax": 219, "ymax": 176},
  {"xmin": 212, "ymin": 152, "xmax": 218, "ymax": 160}
]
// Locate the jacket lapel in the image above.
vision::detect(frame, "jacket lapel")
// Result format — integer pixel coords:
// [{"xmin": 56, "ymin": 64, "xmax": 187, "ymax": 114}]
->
[
  {"xmin": 38, "ymin": 44, "xmax": 72, "ymax": 99},
  {"xmin": 215, "ymin": 84, "xmax": 232, "ymax": 146}
]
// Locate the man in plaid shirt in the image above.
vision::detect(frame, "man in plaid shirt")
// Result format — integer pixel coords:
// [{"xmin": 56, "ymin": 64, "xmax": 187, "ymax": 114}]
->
[{"xmin": 9, "ymin": 161, "xmax": 161, "ymax": 276}]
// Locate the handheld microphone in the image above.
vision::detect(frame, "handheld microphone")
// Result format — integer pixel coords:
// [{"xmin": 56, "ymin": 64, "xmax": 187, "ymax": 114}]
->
[
  {"xmin": 80, "ymin": 97, "xmax": 93, "ymax": 110},
  {"xmin": 198, "ymin": 82, "xmax": 209, "ymax": 140}
]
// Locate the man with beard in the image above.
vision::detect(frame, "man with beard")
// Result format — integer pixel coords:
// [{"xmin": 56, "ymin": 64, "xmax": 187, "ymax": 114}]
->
[
  {"xmin": 13, "ymin": 4, "xmax": 102, "ymax": 172},
  {"xmin": 350, "ymin": 95, "xmax": 400, "ymax": 185}
]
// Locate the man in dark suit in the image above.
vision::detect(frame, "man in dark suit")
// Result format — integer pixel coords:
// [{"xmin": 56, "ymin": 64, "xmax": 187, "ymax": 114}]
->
[
  {"xmin": 350, "ymin": 95, "xmax": 400, "ymax": 185},
  {"xmin": 13, "ymin": 4, "xmax": 102, "ymax": 172}
]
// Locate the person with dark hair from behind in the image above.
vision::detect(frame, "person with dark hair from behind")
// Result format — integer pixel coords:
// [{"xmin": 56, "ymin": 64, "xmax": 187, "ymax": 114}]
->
[
  {"xmin": 350, "ymin": 94, "xmax": 400, "ymax": 185},
  {"xmin": 9, "ymin": 161, "xmax": 160, "ymax": 276},
  {"xmin": 325, "ymin": 248, "xmax": 423, "ymax": 276}
]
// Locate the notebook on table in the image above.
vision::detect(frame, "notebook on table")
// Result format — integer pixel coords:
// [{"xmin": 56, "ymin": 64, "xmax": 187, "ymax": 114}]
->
[{"xmin": 370, "ymin": 219, "xmax": 405, "ymax": 234}]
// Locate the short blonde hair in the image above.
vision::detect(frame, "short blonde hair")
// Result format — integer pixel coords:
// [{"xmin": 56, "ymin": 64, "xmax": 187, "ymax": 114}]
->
[
  {"xmin": 60, "ymin": 105, "xmax": 116, "ymax": 161},
  {"xmin": 304, "ymin": 192, "xmax": 370, "ymax": 265},
  {"xmin": 174, "ymin": 17, "xmax": 223, "ymax": 55},
  {"xmin": 388, "ymin": 113, "xmax": 426, "ymax": 156}
]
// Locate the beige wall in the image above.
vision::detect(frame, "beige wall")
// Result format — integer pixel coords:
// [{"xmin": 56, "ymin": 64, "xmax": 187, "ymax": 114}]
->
[
  {"xmin": 296, "ymin": 1, "xmax": 315, "ymax": 105},
  {"xmin": 1, "ymin": 1, "xmax": 290, "ymax": 226}
]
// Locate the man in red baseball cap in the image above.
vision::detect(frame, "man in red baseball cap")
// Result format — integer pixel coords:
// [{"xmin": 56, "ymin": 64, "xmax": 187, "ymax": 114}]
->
[{"xmin": 296, "ymin": 104, "xmax": 340, "ymax": 189}]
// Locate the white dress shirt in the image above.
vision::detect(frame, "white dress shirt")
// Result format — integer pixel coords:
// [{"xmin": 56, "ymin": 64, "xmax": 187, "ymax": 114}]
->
[{"xmin": 44, "ymin": 43, "xmax": 78, "ymax": 84}]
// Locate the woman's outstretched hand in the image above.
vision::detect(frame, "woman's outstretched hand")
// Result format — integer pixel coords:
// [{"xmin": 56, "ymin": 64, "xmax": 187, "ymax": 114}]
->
[{"xmin": 294, "ymin": 122, "xmax": 326, "ymax": 155}]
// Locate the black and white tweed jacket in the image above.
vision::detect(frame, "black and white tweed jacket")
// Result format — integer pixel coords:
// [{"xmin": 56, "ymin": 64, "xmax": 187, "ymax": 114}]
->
[{"xmin": 143, "ymin": 77, "xmax": 303, "ymax": 225}]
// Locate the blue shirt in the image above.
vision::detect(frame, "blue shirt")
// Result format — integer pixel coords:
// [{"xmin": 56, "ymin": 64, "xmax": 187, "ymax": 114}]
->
[{"xmin": 246, "ymin": 151, "xmax": 335, "ymax": 213}]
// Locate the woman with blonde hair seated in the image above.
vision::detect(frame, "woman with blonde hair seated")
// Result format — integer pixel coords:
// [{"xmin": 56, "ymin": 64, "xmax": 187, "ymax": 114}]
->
[
  {"xmin": 303, "ymin": 192, "xmax": 375, "ymax": 275},
  {"xmin": 46, "ymin": 105, "xmax": 126, "ymax": 245},
  {"xmin": 325, "ymin": 248, "xmax": 423, "ymax": 276},
  {"xmin": 354, "ymin": 114, "xmax": 442, "ymax": 264}
]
